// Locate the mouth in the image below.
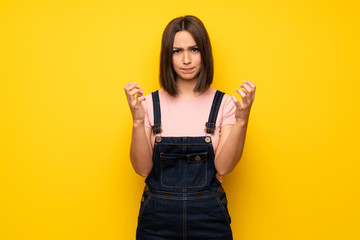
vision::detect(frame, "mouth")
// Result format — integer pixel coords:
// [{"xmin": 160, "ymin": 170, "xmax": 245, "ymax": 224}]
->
[{"xmin": 181, "ymin": 67, "xmax": 195, "ymax": 72}]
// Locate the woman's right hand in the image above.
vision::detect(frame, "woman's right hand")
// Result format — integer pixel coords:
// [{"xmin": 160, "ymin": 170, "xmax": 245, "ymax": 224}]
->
[
  {"xmin": 124, "ymin": 82, "xmax": 146, "ymax": 124},
  {"xmin": 124, "ymin": 82, "xmax": 153, "ymax": 177}
]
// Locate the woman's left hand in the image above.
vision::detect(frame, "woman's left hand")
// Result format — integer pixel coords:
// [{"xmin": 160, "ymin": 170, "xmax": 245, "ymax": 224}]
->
[{"xmin": 231, "ymin": 80, "xmax": 256, "ymax": 122}]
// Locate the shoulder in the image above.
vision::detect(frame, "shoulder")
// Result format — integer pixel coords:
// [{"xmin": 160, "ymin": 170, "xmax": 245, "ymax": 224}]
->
[
  {"xmin": 143, "ymin": 89, "xmax": 169, "ymax": 108},
  {"xmin": 212, "ymin": 89, "xmax": 235, "ymax": 107},
  {"xmin": 142, "ymin": 90, "xmax": 157, "ymax": 110},
  {"xmin": 143, "ymin": 89, "xmax": 164, "ymax": 101},
  {"xmin": 222, "ymin": 93, "xmax": 235, "ymax": 107},
  {"xmin": 213, "ymin": 90, "xmax": 236, "ymax": 119}
]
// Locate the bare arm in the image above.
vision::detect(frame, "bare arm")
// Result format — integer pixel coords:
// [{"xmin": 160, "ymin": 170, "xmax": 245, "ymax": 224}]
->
[
  {"xmin": 214, "ymin": 80, "xmax": 256, "ymax": 175},
  {"xmin": 124, "ymin": 82, "xmax": 153, "ymax": 177}
]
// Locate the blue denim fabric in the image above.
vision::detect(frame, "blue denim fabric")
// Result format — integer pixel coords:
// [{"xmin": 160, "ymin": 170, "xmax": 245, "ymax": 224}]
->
[{"xmin": 136, "ymin": 91, "xmax": 233, "ymax": 239}]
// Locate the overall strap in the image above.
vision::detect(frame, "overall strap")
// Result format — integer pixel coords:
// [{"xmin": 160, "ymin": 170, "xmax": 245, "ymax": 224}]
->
[
  {"xmin": 205, "ymin": 90, "xmax": 225, "ymax": 134},
  {"xmin": 151, "ymin": 90, "xmax": 162, "ymax": 134}
]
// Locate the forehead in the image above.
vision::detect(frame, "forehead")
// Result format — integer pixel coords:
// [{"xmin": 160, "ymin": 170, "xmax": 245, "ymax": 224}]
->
[{"xmin": 173, "ymin": 31, "xmax": 197, "ymax": 47}]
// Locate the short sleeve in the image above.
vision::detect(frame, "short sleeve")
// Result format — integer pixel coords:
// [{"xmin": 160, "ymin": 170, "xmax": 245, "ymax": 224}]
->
[
  {"xmin": 142, "ymin": 94, "xmax": 153, "ymax": 129},
  {"xmin": 220, "ymin": 94, "xmax": 236, "ymax": 126}
]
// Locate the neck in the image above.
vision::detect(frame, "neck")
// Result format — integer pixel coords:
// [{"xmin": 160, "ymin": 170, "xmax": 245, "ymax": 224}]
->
[{"xmin": 176, "ymin": 77, "xmax": 202, "ymax": 99}]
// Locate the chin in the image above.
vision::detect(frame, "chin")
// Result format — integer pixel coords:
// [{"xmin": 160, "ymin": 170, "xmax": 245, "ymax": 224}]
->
[
  {"xmin": 181, "ymin": 73, "xmax": 200, "ymax": 81},
  {"xmin": 182, "ymin": 77, "xmax": 197, "ymax": 81}
]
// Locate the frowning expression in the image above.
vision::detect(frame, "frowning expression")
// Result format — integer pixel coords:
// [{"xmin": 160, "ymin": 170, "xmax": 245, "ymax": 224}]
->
[{"xmin": 172, "ymin": 31, "xmax": 201, "ymax": 82}]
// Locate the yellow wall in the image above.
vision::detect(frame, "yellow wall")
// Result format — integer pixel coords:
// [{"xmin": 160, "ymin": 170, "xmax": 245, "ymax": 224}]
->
[{"xmin": 1, "ymin": 0, "xmax": 359, "ymax": 239}]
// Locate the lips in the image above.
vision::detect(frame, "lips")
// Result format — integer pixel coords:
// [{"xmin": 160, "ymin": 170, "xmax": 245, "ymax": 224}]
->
[{"xmin": 181, "ymin": 67, "xmax": 195, "ymax": 72}]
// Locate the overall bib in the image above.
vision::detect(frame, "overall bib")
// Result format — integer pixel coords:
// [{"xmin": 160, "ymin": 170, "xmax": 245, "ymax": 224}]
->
[{"xmin": 136, "ymin": 90, "xmax": 233, "ymax": 240}]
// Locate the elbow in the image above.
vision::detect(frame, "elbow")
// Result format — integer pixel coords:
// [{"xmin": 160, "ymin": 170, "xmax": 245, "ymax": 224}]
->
[
  {"xmin": 135, "ymin": 168, "xmax": 151, "ymax": 178},
  {"xmin": 215, "ymin": 164, "xmax": 231, "ymax": 176},
  {"xmin": 217, "ymin": 168, "xmax": 232, "ymax": 176},
  {"xmin": 138, "ymin": 172, "xmax": 149, "ymax": 178},
  {"xmin": 215, "ymin": 157, "xmax": 241, "ymax": 176},
  {"xmin": 216, "ymin": 164, "xmax": 233, "ymax": 175},
  {"xmin": 130, "ymin": 156, "xmax": 153, "ymax": 178}
]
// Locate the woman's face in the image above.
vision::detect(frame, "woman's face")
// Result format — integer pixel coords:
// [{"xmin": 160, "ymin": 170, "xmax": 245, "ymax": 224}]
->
[{"xmin": 172, "ymin": 31, "xmax": 201, "ymax": 82}]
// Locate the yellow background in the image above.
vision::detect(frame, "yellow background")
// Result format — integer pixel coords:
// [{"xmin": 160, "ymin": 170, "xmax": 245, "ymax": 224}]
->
[{"xmin": 1, "ymin": 0, "xmax": 359, "ymax": 239}]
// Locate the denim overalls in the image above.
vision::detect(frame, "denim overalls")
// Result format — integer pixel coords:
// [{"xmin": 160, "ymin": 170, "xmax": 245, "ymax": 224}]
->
[{"xmin": 136, "ymin": 90, "xmax": 233, "ymax": 240}]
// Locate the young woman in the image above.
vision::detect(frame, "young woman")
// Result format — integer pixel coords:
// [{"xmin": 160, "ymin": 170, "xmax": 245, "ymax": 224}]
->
[{"xmin": 124, "ymin": 15, "xmax": 256, "ymax": 239}]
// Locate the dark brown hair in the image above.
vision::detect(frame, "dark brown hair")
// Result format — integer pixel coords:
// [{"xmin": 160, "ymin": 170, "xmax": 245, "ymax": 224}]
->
[{"xmin": 160, "ymin": 15, "xmax": 214, "ymax": 96}]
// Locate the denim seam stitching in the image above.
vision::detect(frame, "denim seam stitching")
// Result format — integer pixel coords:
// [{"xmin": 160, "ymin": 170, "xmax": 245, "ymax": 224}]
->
[
  {"xmin": 156, "ymin": 143, "xmax": 210, "ymax": 145},
  {"xmin": 147, "ymin": 192, "xmax": 218, "ymax": 200},
  {"xmin": 148, "ymin": 189, "xmax": 210, "ymax": 194},
  {"xmin": 138, "ymin": 195, "xmax": 152, "ymax": 222},
  {"xmin": 215, "ymin": 195, "xmax": 231, "ymax": 225},
  {"xmin": 183, "ymin": 200, "xmax": 186, "ymax": 240}
]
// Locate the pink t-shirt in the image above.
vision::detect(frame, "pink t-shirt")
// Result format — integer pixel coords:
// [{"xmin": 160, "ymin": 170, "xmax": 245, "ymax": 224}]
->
[{"xmin": 142, "ymin": 87, "xmax": 236, "ymax": 153}]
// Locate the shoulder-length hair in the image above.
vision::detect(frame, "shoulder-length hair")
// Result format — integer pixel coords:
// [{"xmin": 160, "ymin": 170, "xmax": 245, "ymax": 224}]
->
[{"xmin": 160, "ymin": 15, "xmax": 214, "ymax": 96}]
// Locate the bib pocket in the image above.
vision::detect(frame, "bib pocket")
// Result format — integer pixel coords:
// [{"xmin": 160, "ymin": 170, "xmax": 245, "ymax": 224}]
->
[{"xmin": 160, "ymin": 152, "xmax": 208, "ymax": 188}]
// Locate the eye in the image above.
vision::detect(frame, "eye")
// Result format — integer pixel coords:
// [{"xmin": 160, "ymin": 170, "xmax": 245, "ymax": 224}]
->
[
  {"xmin": 192, "ymin": 48, "xmax": 199, "ymax": 53},
  {"xmin": 173, "ymin": 49, "xmax": 181, "ymax": 54}
]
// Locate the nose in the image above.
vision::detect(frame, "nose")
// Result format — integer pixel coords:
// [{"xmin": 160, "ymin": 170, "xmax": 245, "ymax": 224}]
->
[{"xmin": 183, "ymin": 51, "xmax": 191, "ymax": 64}]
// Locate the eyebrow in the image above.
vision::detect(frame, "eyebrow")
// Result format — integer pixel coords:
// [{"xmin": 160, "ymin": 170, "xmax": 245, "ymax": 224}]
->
[{"xmin": 173, "ymin": 45, "xmax": 198, "ymax": 49}]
